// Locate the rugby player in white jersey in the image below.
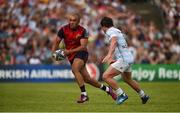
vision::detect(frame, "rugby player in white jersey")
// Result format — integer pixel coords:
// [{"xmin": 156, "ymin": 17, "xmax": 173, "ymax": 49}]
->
[{"xmin": 100, "ymin": 17, "xmax": 149, "ymax": 105}]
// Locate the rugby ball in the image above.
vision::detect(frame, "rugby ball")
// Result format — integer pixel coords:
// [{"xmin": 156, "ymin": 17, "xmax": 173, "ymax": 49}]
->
[{"xmin": 52, "ymin": 49, "xmax": 66, "ymax": 61}]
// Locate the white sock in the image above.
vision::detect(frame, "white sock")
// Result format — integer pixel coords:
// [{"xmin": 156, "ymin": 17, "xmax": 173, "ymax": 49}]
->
[
  {"xmin": 106, "ymin": 86, "xmax": 110, "ymax": 92},
  {"xmin": 100, "ymin": 84, "xmax": 104, "ymax": 88},
  {"xmin": 100, "ymin": 84, "xmax": 110, "ymax": 92},
  {"xmin": 81, "ymin": 92, "xmax": 87, "ymax": 96},
  {"xmin": 116, "ymin": 88, "xmax": 124, "ymax": 96},
  {"xmin": 138, "ymin": 90, "xmax": 145, "ymax": 97}
]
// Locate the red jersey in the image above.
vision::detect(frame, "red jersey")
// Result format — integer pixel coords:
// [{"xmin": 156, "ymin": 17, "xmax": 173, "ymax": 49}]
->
[{"xmin": 57, "ymin": 24, "xmax": 89, "ymax": 61}]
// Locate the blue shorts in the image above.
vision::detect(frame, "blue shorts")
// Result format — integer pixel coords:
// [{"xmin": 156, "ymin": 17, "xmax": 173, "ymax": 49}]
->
[{"xmin": 69, "ymin": 51, "xmax": 88, "ymax": 65}]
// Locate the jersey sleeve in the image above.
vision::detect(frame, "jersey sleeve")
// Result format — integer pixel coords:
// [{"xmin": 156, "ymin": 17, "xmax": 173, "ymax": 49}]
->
[
  {"xmin": 106, "ymin": 30, "xmax": 119, "ymax": 40},
  {"xmin": 57, "ymin": 28, "xmax": 64, "ymax": 39},
  {"xmin": 81, "ymin": 29, "xmax": 89, "ymax": 39}
]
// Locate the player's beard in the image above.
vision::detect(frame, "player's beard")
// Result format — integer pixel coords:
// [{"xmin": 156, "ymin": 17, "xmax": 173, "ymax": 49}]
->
[{"xmin": 70, "ymin": 23, "xmax": 78, "ymax": 29}]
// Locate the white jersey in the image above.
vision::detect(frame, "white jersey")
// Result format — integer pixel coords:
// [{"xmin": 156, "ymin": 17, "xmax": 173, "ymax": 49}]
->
[{"xmin": 105, "ymin": 27, "xmax": 134, "ymax": 64}]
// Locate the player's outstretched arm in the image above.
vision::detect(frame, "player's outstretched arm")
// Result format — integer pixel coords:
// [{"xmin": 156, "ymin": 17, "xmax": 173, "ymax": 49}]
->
[
  {"xmin": 52, "ymin": 37, "xmax": 65, "ymax": 61},
  {"xmin": 107, "ymin": 37, "xmax": 117, "ymax": 56},
  {"xmin": 52, "ymin": 37, "xmax": 61, "ymax": 52},
  {"xmin": 102, "ymin": 37, "xmax": 117, "ymax": 64}
]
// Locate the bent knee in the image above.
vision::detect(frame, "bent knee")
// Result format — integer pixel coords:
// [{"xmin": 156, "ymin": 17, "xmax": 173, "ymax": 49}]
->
[
  {"xmin": 72, "ymin": 68, "xmax": 80, "ymax": 75},
  {"xmin": 84, "ymin": 77, "xmax": 91, "ymax": 83},
  {"xmin": 102, "ymin": 73, "xmax": 110, "ymax": 81}
]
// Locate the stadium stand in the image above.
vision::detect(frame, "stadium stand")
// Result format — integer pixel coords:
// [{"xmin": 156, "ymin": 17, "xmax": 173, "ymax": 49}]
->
[{"xmin": 0, "ymin": 0, "xmax": 179, "ymax": 65}]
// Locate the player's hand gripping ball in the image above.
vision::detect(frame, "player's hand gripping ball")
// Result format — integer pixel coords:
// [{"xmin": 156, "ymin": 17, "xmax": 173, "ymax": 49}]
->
[{"xmin": 52, "ymin": 49, "xmax": 66, "ymax": 61}]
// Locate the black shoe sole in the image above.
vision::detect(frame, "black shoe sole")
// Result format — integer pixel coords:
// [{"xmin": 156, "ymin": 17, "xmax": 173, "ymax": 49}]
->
[{"xmin": 142, "ymin": 96, "xmax": 149, "ymax": 104}]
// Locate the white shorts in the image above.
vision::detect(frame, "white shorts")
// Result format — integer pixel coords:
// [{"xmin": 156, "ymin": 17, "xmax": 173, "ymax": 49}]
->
[{"xmin": 111, "ymin": 59, "xmax": 132, "ymax": 72}]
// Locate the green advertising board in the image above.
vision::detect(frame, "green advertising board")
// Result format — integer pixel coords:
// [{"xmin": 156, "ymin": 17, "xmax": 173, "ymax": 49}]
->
[{"xmin": 112, "ymin": 64, "xmax": 180, "ymax": 82}]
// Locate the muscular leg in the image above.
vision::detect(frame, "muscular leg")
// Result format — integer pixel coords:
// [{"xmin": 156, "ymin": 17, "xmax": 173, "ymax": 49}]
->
[
  {"xmin": 122, "ymin": 71, "xmax": 149, "ymax": 104},
  {"xmin": 72, "ymin": 58, "xmax": 89, "ymax": 103},
  {"xmin": 80, "ymin": 65, "xmax": 101, "ymax": 88},
  {"xmin": 102, "ymin": 66, "xmax": 121, "ymax": 90},
  {"xmin": 121, "ymin": 72, "xmax": 141, "ymax": 92},
  {"xmin": 71, "ymin": 58, "xmax": 85, "ymax": 87},
  {"xmin": 103, "ymin": 66, "xmax": 128, "ymax": 104},
  {"xmin": 80, "ymin": 63, "xmax": 117, "ymax": 100}
]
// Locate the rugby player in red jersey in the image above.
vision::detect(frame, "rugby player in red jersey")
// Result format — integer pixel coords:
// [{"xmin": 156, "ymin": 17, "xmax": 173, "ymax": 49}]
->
[{"xmin": 52, "ymin": 13, "xmax": 117, "ymax": 103}]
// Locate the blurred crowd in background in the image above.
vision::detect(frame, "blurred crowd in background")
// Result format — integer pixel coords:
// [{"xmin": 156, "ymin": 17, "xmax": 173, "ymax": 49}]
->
[{"xmin": 0, "ymin": 0, "xmax": 179, "ymax": 65}]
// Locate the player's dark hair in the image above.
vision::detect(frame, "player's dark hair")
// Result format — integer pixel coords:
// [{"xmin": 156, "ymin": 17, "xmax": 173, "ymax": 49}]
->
[{"xmin": 100, "ymin": 17, "xmax": 114, "ymax": 28}]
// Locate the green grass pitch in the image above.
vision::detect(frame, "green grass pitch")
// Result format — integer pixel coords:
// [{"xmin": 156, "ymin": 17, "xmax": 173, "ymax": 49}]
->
[{"xmin": 0, "ymin": 82, "xmax": 180, "ymax": 112}]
